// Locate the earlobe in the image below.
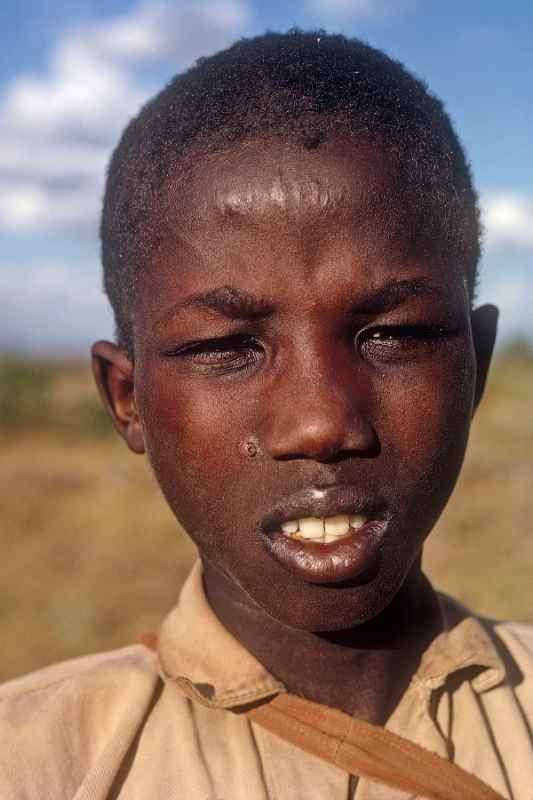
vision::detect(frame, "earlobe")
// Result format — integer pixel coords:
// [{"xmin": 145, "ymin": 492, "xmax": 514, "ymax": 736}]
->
[
  {"xmin": 471, "ymin": 304, "xmax": 499, "ymax": 416},
  {"xmin": 91, "ymin": 340, "xmax": 145, "ymax": 454}
]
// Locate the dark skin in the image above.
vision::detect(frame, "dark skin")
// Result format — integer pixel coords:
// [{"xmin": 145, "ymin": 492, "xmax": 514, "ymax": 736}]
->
[{"xmin": 93, "ymin": 136, "xmax": 498, "ymax": 724}]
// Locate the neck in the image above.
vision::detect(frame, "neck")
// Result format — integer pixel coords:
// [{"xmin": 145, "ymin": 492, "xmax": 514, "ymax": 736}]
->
[{"xmin": 202, "ymin": 559, "xmax": 443, "ymax": 725}]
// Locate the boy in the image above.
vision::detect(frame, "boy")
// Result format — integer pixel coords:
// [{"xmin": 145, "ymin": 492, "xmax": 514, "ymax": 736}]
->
[{"xmin": 1, "ymin": 30, "xmax": 531, "ymax": 799}]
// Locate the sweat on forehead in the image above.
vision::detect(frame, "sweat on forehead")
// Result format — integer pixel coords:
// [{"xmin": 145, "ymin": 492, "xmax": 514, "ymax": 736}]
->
[{"xmin": 100, "ymin": 29, "xmax": 481, "ymax": 355}]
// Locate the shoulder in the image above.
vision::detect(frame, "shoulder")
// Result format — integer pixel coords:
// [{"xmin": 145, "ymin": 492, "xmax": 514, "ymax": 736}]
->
[
  {"xmin": 489, "ymin": 619, "xmax": 533, "ymax": 676},
  {"xmin": 439, "ymin": 592, "xmax": 533, "ymax": 652},
  {"xmin": 491, "ymin": 618, "xmax": 533, "ymax": 651},
  {"xmin": 437, "ymin": 592, "xmax": 533, "ymax": 685},
  {"xmin": 0, "ymin": 643, "xmax": 160, "ymax": 714},
  {"xmin": 0, "ymin": 645, "xmax": 160, "ymax": 795}
]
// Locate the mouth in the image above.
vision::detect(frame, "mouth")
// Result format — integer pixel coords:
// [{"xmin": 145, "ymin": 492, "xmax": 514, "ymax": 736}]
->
[
  {"xmin": 276, "ymin": 512, "xmax": 369, "ymax": 543},
  {"xmin": 260, "ymin": 484, "xmax": 390, "ymax": 585}
]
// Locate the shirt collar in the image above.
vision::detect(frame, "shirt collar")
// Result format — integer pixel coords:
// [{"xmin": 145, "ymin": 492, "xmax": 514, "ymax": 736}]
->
[
  {"xmin": 157, "ymin": 560, "xmax": 507, "ymax": 709},
  {"xmin": 414, "ymin": 592, "xmax": 506, "ymax": 694},
  {"xmin": 157, "ymin": 560, "xmax": 285, "ymax": 708}
]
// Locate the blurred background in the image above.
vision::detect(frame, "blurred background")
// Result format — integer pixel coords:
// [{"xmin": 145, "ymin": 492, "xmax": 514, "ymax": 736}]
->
[{"xmin": 1, "ymin": 0, "xmax": 532, "ymax": 680}]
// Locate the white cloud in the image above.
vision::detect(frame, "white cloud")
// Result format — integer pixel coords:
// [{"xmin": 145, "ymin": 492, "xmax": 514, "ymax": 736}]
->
[
  {"xmin": 478, "ymin": 271, "xmax": 533, "ymax": 344},
  {"xmin": 3, "ymin": 1, "xmax": 251, "ymax": 142},
  {"xmin": 0, "ymin": 0, "xmax": 251, "ymax": 234},
  {"xmin": 0, "ymin": 262, "xmax": 113, "ymax": 354},
  {"xmin": 0, "ymin": 141, "xmax": 107, "ymax": 181},
  {"xmin": 0, "ymin": 180, "xmax": 101, "ymax": 234},
  {"xmin": 307, "ymin": 0, "xmax": 412, "ymax": 21},
  {"xmin": 3, "ymin": 44, "xmax": 141, "ymax": 142},
  {"xmin": 95, "ymin": 1, "xmax": 251, "ymax": 64},
  {"xmin": 482, "ymin": 192, "xmax": 533, "ymax": 251}
]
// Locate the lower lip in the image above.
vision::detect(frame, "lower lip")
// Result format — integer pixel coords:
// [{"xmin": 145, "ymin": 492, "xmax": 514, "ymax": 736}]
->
[{"xmin": 263, "ymin": 520, "xmax": 388, "ymax": 585}]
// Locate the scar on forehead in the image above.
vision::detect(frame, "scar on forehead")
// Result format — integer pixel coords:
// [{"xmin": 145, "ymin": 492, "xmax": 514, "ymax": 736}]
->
[{"xmin": 214, "ymin": 176, "xmax": 351, "ymax": 217}]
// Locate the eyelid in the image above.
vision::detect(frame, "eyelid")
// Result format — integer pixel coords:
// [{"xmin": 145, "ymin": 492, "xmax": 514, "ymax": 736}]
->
[
  {"xmin": 359, "ymin": 322, "xmax": 458, "ymax": 339},
  {"xmin": 356, "ymin": 322, "xmax": 460, "ymax": 358},
  {"xmin": 163, "ymin": 333, "xmax": 261, "ymax": 357},
  {"xmin": 374, "ymin": 323, "xmax": 449, "ymax": 337}
]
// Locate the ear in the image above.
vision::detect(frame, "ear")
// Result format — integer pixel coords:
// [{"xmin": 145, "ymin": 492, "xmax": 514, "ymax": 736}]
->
[
  {"xmin": 471, "ymin": 304, "xmax": 499, "ymax": 416},
  {"xmin": 91, "ymin": 341, "xmax": 145, "ymax": 454}
]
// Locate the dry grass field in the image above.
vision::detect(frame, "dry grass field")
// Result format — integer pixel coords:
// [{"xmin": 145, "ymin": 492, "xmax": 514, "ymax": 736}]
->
[{"xmin": 1, "ymin": 345, "xmax": 532, "ymax": 681}]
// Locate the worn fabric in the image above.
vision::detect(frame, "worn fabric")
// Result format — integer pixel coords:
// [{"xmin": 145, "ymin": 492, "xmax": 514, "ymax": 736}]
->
[
  {"xmin": 0, "ymin": 560, "xmax": 532, "ymax": 799},
  {"xmin": 247, "ymin": 694, "xmax": 507, "ymax": 800}
]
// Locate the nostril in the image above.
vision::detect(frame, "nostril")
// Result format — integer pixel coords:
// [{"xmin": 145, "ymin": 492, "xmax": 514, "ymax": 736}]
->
[
  {"xmin": 320, "ymin": 435, "xmax": 381, "ymax": 463},
  {"xmin": 265, "ymin": 410, "xmax": 378, "ymax": 462},
  {"xmin": 273, "ymin": 439, "xmax": 344, "ymax": 463}
]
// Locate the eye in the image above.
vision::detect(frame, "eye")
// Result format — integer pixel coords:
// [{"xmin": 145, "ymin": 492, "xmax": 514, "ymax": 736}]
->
[
  {"xmin": 357, "ymin": 324, "xmax": 455, "ymax": 362},
  {"xmin": 164, "ymin": 334, "xmax": 264, "ymax": 376}
]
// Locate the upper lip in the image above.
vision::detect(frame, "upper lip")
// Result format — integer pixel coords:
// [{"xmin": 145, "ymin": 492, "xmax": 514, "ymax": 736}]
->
[{"xmin": 260, "ymin": 484, "xmax": 388, "ymax": 532}]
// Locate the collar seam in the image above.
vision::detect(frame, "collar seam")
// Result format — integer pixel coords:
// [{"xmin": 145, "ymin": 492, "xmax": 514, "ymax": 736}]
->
[
  {"xmin": 169, "ymin": 674, "xmax": 285, "ymax": 708},
  {"xmin": 416, "ymin": 649, "xmax": 504, "ymax": 692}
]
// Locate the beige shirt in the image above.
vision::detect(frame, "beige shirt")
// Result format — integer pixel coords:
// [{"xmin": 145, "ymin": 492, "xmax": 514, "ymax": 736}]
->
[{"xmin": 1, "ymin": 561, "xmax": 532, "ymax": 799}]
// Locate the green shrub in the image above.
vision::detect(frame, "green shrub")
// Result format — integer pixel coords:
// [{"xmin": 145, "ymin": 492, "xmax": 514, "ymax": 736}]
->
[
  {"xmin": 0, "ymin": 358, "xmax": 113, "ymax": 438},
  {"xmin": 0, "ymin": 360, "xmax": 54, "ymax": 431},
  {"xmin": 56, "ymin": 397, "xmax": 114, "ymax": 439}
]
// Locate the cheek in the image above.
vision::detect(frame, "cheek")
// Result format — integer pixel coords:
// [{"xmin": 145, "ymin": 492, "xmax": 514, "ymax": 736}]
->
[
  {"xmin": 378, "ymin": 347, "xmax": 475, "ymax": 508},
  {"xmin": 135, "ymin": 371, "xmax": 254, "ymax": 520}
]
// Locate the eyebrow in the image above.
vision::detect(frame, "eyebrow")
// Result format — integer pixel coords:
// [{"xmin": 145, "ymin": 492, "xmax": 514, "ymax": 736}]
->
[
  {"xmin": 158, "ymin": 285, "xmax": 275, "ymax": 325},
  {"xmin": 157, "ymin": 277, "xmax": 451, "ymax": 328},
  {"xmin": 351, "ymin": 277, "xmax": 450, "ymax": 313}
]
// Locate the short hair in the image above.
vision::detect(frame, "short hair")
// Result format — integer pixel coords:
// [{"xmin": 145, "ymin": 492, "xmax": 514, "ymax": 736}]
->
[{"xmin": 101, "ymin": 29, "xmax": 481, "ymax": 355}]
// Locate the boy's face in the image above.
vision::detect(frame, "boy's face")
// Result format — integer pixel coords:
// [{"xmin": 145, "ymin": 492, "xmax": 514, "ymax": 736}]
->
[{"xmin": 94, "ymin": 136, "xmax": 497, "ymax": 632}]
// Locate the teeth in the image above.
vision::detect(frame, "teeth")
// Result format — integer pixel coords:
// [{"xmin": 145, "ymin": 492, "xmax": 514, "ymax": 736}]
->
[
  {"xmin": 281, "ymin": 520, "xmax": 298, "ymax": 533},
  {"xmin": 324, "ymin": 515, "xmax": 350, "ymax": 536},
  {"xmin": 298, "ymin": 517, "xmax": 325, "ymax": 538},
  {"xmin": 280, "ymin": 514, "xmax": 367, "ymax": 544}
]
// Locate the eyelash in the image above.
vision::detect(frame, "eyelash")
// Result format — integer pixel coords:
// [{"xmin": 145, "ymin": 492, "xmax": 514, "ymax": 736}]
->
[
  {"xmin": 166, "ymin": 324, "xmax": 455, "ymax": 374},
  {"xmin": 167, "ymin": 335, "xmax": 264, "ymax": 374},
  {"xmin": 357, "ymin": 324, "xmax": 455, "ymax": 361}
]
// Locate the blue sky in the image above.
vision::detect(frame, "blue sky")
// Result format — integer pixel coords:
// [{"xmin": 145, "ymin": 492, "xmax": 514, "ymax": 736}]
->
[{"xmin": 1, "ymin": 0, "xmax": 531, "ymax": 354}]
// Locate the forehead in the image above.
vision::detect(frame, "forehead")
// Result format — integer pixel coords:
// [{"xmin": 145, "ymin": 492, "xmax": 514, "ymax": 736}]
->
[
  {"xmin": 183, "ymin": 136, "xmax": 391, "ymax": 206},
  {"xmin": 141, "ymin": 137, "xmax": 464, "ymax": 308},
  {"xmin": 168, "ymin": 137, "xmax": 404, "ymax": 238}
]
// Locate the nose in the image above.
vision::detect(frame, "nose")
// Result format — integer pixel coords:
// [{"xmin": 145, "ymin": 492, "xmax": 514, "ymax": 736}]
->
[{"xmin": 263, "ymin": 359, "xmax": 378, "ymax": 462}]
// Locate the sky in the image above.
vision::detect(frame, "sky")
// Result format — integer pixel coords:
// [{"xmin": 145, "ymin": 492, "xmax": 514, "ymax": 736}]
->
[{"xmin": 1, "ymin": 0, "xmax": 531, "ymax": 355}]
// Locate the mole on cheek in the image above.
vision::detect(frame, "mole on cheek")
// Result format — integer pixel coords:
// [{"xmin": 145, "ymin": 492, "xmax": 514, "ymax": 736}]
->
[{"xmin": 243, "ymin": 437, "xmax": 260, "ymax": 458}]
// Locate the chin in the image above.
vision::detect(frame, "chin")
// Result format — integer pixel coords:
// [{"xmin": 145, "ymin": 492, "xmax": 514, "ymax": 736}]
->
[{"xmin": 248, "ymin": 570, "xmax": 403, "ymax": 634}]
